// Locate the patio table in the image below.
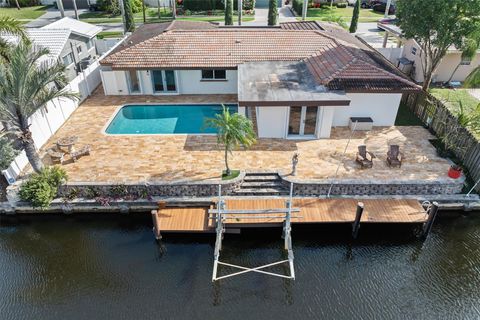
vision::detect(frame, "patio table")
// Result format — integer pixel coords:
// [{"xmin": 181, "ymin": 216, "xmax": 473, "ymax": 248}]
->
[{"xmin": 57, "ymin": 136, "xmax": 79, "ymax": 153}]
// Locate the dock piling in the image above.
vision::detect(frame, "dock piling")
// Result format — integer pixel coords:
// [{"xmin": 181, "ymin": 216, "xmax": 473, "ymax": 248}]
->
[
  {"xmin": 151, "ymin": 210, "xmax": 162, "ymax": 240},
  {"xmin": 352, "ymin": 202, "xmax": 364, "ymax": 239},
  {"xmin": 422, "ymin": 202, "xmax": 439, "ymax": 239}
]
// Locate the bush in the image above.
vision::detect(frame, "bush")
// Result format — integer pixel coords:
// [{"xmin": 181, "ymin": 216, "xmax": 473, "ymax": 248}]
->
[
  {"xmin": 19, "ymin": 166, "xmax": 67, "ymax": 209},
  {"xmin": 131, "ymin": 0, "xmax": 143, "ymax": 13},
  {"xmin": 336, "ymin": 2, "xmax": 347, "ymax": 8},
  {"xmin": 183, "ymin": 0, "xmax": 220, "ymax": 11},
  {"xmin": 292, "ymin": 0, "xmax": 303, "ymax": 15},
  {"xmin": 97, "ymin": 0, "xmax": 121, "ymax": 15},
  {"xmin": 15, "ymin": 0, "xmax": 40, "ymax": 7},
  {"xmin": 0, "ymin": 137, "xmax": 20, "ymax": 171}
]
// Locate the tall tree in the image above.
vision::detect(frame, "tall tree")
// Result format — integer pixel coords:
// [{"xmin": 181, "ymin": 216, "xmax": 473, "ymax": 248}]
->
[
  {"xmin": 205, "ymin": 106, "xmax": 256, "ymax": 176},
  {"xmin": 349, "ymin": 0, "xmax": 360, "ymax": 33},
  {"xmin": 124, "ymin": 0, "xmax": 135, "ymax": 32},
  {"xmin": 225, "ymin": 0, "xmax": 233, "ymax": 26},
  {"xmin": 268, "ymin": 0, "xmax": 278, "ymax": 26},
  {"xmin": 0, "ymin": 41, "xmax": 77, "ymax": 172},
  {"xmin": 396, "ymin": 0, "xmax": 480, "ymax": 91}
]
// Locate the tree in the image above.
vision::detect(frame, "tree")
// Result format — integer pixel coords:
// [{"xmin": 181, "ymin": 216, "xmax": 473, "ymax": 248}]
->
[
  {"xmin": 225, "ymin": 0, "xmax": 233, "ymax": 26},
  {"xmin": 268, "ymin": 0, "xmax": 278, "ymax": 26},
  {"xmin": 396, "ymin": 0, "xmax": 480, "ymax": 91},
  {"xmin": 0, "ymin": 41, "xmax": 77, "ymax": 173},
  {"xmin": 349, "ymin": 0, "xmax": 360, "ymax": 33},
  {"xmin": 205, "ymin": 106, "xmax": 256, "ymax": 176},
  {"xmin": 0, "ymin": 17, "xmax": 26, "ymax": 60},
  {"xmin": 446, "ymin": 38, "xmax": 479, "ymax": 84},
  {"xmin": 124, "ymin": 0, "xmax": 135, "ymax": 32}
]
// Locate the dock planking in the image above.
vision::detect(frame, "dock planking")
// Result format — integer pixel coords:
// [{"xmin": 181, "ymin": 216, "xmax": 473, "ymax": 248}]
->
[{"xmin": 152, "ymin": 198, "xmax": 428, "ymax": 233}]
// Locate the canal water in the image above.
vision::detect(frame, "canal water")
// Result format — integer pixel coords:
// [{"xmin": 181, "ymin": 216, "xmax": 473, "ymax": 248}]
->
[{"xmin": 1, "ymin": 212, "xmax": 480, "ymax": 320}]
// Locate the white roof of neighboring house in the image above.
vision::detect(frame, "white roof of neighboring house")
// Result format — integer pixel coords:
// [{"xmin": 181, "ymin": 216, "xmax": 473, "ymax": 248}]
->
[
  {"xmin": 42, "ymin": 17, "xmax": 102, "ymax": 39},
  {"xmin": 1, "ymin": 28, "xmax": 71, "ymax": 63}
]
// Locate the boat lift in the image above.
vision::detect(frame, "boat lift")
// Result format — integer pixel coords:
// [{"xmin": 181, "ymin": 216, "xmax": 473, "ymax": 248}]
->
[{"xmin": 210, "ymin": 183, "xmax": 298, "ymax": 282}]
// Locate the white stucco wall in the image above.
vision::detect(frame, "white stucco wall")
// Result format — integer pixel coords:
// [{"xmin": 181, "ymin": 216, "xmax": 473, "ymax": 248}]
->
[
  {"xmin": 177, "ymin": 70, "xmax": 238, "ymax": 94},
  {"xmin": 402, "ymin": 39, "xmax": 480, "ymax": 83},
  {"xmin": 332, "ymin": 93, "xmax": 402, "ymax": 127},
  {"xmin": 256, "ymin": 106, "xmax": 288, "ymax": 138}
]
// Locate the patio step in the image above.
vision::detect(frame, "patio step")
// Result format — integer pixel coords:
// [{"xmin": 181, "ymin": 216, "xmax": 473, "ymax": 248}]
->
[{"xmin": 235, "ymin": 172, "xmax": 289, "ymax": 196}]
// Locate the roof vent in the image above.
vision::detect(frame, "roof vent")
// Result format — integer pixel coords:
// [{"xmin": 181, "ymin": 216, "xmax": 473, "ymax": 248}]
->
[{"xmin": 235, "ymin": 39, "xmax": 241, "ymax": 44}]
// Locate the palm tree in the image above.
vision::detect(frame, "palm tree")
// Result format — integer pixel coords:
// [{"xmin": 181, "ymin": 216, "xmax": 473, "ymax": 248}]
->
[
  {"xmin": 464, "ymin": 67, "xmax": 480, "ymax": 88},
  {"xmin": 205, "ymin": 105, "xmax": 256, "ymax": 176},
  {"xmin": 0, "ymin": 41, "xmax": 78, "ymax": 172},
  {"xmin": 0, "ymin": 17, "xmax": 26, "ymax": 60}
]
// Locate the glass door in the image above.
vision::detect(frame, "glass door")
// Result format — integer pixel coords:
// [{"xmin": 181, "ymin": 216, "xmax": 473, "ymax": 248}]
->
[
  {"xmin": 151, "ymin": 70, "xmax": 176, "ymax": 93},
  {"xmin": 288, "ymin": 106, "xmax": 318, "ymax": 137}
]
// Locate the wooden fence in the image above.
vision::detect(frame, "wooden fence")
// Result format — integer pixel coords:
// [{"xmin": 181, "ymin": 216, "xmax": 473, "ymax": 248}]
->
[{"xmin": 401, "ymin": 92, "xmax": 480, "ymax": 192}]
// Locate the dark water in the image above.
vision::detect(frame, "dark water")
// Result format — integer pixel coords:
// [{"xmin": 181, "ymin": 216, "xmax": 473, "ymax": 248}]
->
[{"xmin": 1, "ymin": 212, "xmax": 480, "ymax": 320}]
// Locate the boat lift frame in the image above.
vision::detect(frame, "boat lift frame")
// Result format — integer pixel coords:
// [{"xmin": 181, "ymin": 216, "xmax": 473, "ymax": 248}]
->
[{"xmin": 210, "ymin": 184, "xmax": 297, "ymax": 282}]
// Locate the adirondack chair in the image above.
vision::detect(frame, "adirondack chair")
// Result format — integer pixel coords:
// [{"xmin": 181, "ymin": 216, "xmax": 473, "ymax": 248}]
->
[
  {"xmin": 355, "ymin": 145, "xmax": 375, "ymax": 169},
  {"xmin": 387, "ymin": 145, "xmax": 403, "ymax": 168},
  {"xmin": 71, "ymin": 145, "xmax": 91, "ymax": 162},
  {"xmin": 46, "ymin": 147, "xmax": 65, "ymax": 165}
]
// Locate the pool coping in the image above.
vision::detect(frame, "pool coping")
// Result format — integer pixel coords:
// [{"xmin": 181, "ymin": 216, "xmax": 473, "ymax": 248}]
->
[{"xmin": 101, "ymin": 102, "xmax": 239, "ymax": 136}]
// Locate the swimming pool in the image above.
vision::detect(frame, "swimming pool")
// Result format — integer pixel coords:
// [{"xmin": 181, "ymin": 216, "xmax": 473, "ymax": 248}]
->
[{"xmin": 105, "ymin": 104, "xmax": 238, "ymax": 134}]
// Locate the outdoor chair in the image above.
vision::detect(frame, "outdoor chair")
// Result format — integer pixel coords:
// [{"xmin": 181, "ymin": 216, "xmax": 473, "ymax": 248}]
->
[
  {"xmin": 356, "ymin": 145, "xmax": 375, "ymax": 169},
  {"xmin": 387, "ymin": 145, "xmax": 403, "ymax": 168},
  {"xmin": 46, "ymin": 147, "xmax": 65, "ymax": 165},
  {"xmin": 71, "ymin": 145, "xmax": 91, "ymax": 162}
]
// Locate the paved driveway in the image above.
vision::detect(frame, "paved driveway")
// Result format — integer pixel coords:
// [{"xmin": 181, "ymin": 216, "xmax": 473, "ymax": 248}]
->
[{"xmin": 26, "ymin": 8, "xmax": 88, "ymax": 27}]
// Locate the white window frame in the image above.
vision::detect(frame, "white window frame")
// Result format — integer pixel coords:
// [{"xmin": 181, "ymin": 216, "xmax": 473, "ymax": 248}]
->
[
  {"xmin": 126, "ymin": 70, "xmax": 142, "ymax": 94},
  {"xmin": 285, "ymin": 106, "xmax": 320, "ymax": 139},
  {"xmin": 62, "ymin": 52, "xmax": 74, "ymax": 67}
]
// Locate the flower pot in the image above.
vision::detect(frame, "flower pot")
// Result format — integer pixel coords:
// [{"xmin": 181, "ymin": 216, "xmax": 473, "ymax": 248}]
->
[{"xmin": 448, "ymin": 166, "xmax": 462, "ymax": 179}]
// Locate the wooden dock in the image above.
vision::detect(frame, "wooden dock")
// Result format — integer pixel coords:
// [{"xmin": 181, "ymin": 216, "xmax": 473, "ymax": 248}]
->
[{"xmin": 151, "ymin": 198, "xmax": 428, "ymax": 235}]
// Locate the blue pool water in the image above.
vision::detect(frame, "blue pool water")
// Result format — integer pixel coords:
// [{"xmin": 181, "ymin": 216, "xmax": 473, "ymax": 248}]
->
[{"xmin": 105, "ymin": 104, "xmax": 238, "ymax": 134}]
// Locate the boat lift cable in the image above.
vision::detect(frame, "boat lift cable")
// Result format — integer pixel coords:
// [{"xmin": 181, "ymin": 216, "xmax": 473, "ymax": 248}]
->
[
  {"xmin": 211, "ymin": 183, "xmax": 296, "ymax": 282},
  {"xmin": 327, "ymin": 121, "xmax": 358, "ymax": 198}
]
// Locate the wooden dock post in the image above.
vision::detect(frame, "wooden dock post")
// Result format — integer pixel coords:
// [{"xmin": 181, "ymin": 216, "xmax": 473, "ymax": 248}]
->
[
  {"xmin": 422, "ymin": 202, "xmax": 439, "ymax": 239},
  {"xmin": 352, "ymin": 202, "xmax": 364, "ymax": 239},
  {"xmin": 151, "ymin": 210, "xmax": 162, "ymax": 240}
]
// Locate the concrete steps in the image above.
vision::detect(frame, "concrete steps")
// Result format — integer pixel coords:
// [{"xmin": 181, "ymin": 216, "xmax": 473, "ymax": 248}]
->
[{"xmin": 235, "ymin": 172, "xmax": 289, "ymax": 196}]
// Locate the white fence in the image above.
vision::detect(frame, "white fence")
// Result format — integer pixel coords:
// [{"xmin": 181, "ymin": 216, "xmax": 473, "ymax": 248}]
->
[
  {"xmin": 96, "ymin": 38, "xmax": 123, "ymax": 55},
  {"xmin": 2, "ymin": 37, "xmax": 127, "ymax": 184},
  {"xmin": 376, "ymin": 47, "xmax": 403, "ymax": 65}
]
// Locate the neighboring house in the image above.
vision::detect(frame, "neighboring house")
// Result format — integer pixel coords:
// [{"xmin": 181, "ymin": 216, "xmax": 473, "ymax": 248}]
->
[
  {"xmin": 41, "ymin": 17, "xmax": 102, "ymax": 80},
  {"xmin": 378, "ymin": 23, "xmax": 480, "ymax": 84},
  {"xmin": 99, "ymin": 21, "xmax": 419, "ymax": 139}
]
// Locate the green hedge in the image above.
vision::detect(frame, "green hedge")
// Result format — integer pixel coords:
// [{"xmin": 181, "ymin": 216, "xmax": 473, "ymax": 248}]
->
[
  {"xmin": 292, "ymin": 0, "xmax": 303, "ymax": 15},
  {"xmin": 19, "ymin": 166, "xmax": 67, "ymax": 209},
  {"xmin": 336, "ymin": 2, "xmax": 347, "ymax": 8},
  {"xmin": 182, "ymin": 0, "xmax": 255, "ymax": 11}
]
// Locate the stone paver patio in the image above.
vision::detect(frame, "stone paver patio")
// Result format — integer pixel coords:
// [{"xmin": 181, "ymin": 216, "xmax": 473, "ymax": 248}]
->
[{"xmin": 39, "ymin": 88, "xmax": 453, "ymax": 184}]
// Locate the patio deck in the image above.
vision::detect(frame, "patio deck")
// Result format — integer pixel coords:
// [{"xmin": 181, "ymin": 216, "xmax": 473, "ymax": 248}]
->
[{"xmin": 39, "ymin": 89, "xmax": 453, "ymax": 184}]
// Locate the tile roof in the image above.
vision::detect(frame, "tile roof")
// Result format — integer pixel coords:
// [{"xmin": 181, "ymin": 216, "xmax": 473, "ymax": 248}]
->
[
  {"xmin": 101, "ymin": 22, "xmax": 420, "ymax": 92},
  {"xmin": 42, "ymin": 17, "xmax": 102, "ymax": 38},
  {"xmin": 27, "ymin": 28, "xmax": 71, "ymax": 62}
]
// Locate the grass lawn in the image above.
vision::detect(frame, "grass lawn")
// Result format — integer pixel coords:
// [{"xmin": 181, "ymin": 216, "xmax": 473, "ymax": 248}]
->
[
  {"xmin": 395, "ymin": 103, "xmax": 424, "ymax": 126},
  {"xmin": 0, "ymin": 5, "xmax": 49, "ymax": 20},
  {"xmin": 429, "ymin": 88, "xmax": 480, "ymax": 114},
  {"xmin": 80, "ymin": 9, "xmax": 254, "ymax": 24},
  {"xmin": 97, "ymin": 31, "xmax": 124, "ymax": 38},
  {"xmin": 222, "ymin": 170, "xmax": 240, "ymax": 180},
  {"xmin": 301, "ymin": 6, "xmax": 384, "ymax": 26}
]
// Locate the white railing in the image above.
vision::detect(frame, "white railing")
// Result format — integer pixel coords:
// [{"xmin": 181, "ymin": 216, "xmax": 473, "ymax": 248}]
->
[{"xmin": 2, "ymin": 37, "xmax": 127, "ymax": 184}]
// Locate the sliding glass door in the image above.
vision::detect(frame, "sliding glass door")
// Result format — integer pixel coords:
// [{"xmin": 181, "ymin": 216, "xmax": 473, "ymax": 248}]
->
[
  {"xmin": 151, "ymin": 70, "xmax": 176, "ymax": 93},
  {"xmin": 287, "ymin": 106, "xmax": 318, "ymax": 137}
]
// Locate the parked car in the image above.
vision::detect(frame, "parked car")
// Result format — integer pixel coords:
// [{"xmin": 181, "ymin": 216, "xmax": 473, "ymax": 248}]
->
[
  {"xmin": 347, "ymin": 0, "xmax": 372, "ymax": 7},
  {"xmin": 377, "ymin": 17, "xmax": 397, "ymax": 25},
  {"xmin": 372, "ymin": 2, "xmax": 396, "ymax": 15}
]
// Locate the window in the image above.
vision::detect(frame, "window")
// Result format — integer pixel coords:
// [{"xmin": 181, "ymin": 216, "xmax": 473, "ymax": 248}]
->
[
  {"xmin": 86, "ymin": 39, "xmax": 93, "ymax": 50},
  {"xmin": 127, "ymin": 70, "xmax": 140, "ymax": 93},
  {"xmin": 201, "ymin": 69, "xmax": 227, "ymax": 80},
  {"xmin": 411, "ymin": 47, "xmax": 417, "ymax": 55},
  {"xmin": 77, "ymin": 45, "xmax": 82, "ymax": 54},
  {"xmin": 151, "ymin": 70, "xmax": 176, "ymax": 93},
  {"xmin": 62, "ymin": 52, "xmax": 74, "ymax": 66},
  {"xmin": 460, "ymin": 58, "xmax": 472, "ymax": 66}
]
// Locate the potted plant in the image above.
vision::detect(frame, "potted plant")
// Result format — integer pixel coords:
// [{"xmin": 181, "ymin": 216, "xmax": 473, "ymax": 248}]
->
[{"xmin": 448, "ymin": 164, "xmax": 462, "ymax": 179}]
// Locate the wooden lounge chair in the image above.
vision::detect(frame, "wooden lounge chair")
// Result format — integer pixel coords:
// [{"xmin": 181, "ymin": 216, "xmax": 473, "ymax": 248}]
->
[
  {"xmin": 387, "ymin": 145, "xmax": 403, "ymax": 168},
  {"xmin": 46, "ymin": 147, "xmax": 65, "ymax": 164},
  {"xmin": 356, "ymin": 145, "xmax": 375, "ymax": 169},
  {"xmin": 71, "ymin": 145, "xmax": 91, "ymax": 162}
]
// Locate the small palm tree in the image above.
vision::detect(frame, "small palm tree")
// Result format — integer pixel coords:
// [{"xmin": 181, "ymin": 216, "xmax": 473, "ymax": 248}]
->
[
  {"xmin": 0, "ymin": 17, "xmax": 26, "ymax": 60},
  {"xmin": 205, "ymin": 105, "xmax": 256, "ymax": 176},
  {"xmin": 0, "ymin": 41, "xmax": 78, "ymax": 173}
]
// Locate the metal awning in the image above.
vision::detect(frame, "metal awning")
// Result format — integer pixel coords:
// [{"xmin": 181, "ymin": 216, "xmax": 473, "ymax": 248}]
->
[{"xmin": 238, "ymin": 61, "xmax": 351, "ymax": 107}]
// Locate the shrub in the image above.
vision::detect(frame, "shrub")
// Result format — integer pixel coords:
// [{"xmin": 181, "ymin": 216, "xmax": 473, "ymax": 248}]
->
[
  {"xmin": 292, "ymin": 0, "xmax": 303, "ymax": 15},
  {"xmin": 0, "ymin": 137, "xmax": 19, "ymax": 171},
  {"xmin": 19, "ymin": 166, "xmax": 67, "ymax": 209},
  {"xmin": 336, "ymin": 2, "xmax": 347, "ymax": 8},
  {"xmin": 97, "ymin": 0, "xmax": 121, "ymax": 15},
  {"xmin": 15, "ymin": 0, "xmax": 40, "ymax": 7},
  {"xmin": 131, "ymin": 0, "xmax": 143, "ymax": 13}
]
